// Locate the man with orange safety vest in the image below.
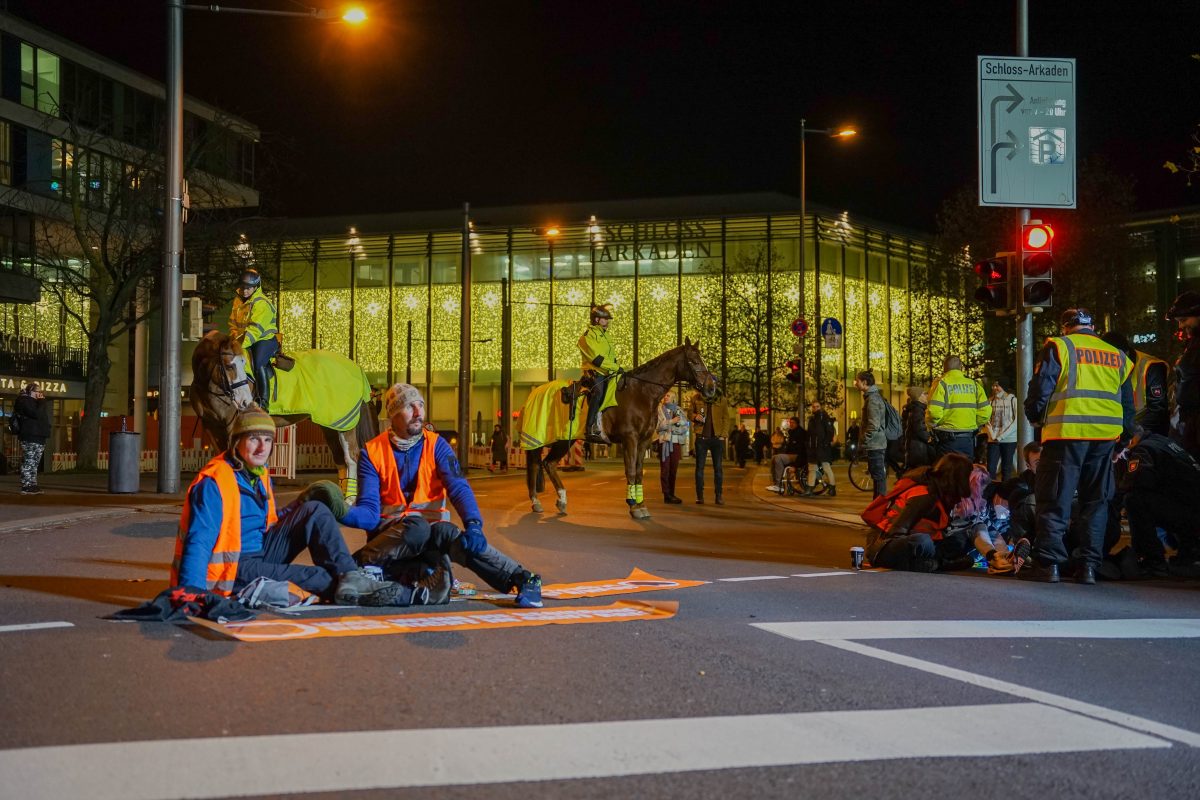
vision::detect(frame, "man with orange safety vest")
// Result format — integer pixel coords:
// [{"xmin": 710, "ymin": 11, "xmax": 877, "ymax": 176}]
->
[
  {"xmin": 1022, "ymin": 308, "xmax": 1135, "ymax": 585},
  {"xmin": 341, "ymin": 383, "xmax": 545, "ymax": 608},
  {"xmin": 171, "ymin": 407, "xmax": 405, "ymax": 606}
]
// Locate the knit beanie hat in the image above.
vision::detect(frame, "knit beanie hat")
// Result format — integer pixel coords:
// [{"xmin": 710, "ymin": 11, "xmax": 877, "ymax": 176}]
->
[
  {"xmin": 907, "ymin": 386, "xmax": 926, "ymax": 402},
  {"xmin": 230, "ymin": 406, "xmax": 276, "ymax": 438},
  {"xmin": 385, "ymin": 383, "xmax": 424, "ymax": 418}
]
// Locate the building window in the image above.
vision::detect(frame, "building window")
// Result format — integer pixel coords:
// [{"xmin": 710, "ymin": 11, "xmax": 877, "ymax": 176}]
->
[
  {"xmin": 0, "ymin": 122, "xmax": 11, "ymax": 185},
  {"xmin": 20, "ymin": 43, "xmax": 61, "ymax": 115}
]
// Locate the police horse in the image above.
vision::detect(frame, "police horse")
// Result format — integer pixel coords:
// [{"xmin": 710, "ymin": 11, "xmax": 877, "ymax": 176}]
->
[
  {"xmin": 519, "ymin": 338, "xmax": 719, "ymax": 520},
  {"xmin": 189, "ymin": 331, "xmax": 376, "ymax": 502}
]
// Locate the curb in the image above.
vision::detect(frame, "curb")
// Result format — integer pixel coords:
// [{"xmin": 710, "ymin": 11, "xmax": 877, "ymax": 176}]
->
[{"xmin": 0, "ymin": 505, "xmax": 178, "ymax": 532}]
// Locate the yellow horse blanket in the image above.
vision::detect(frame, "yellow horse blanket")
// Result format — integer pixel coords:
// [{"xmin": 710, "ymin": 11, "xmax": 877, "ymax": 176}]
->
[
  {"xmin": 270, "ymin": 349, "xmax": 370, "ymax": 431},
  {"xmin": 519, "ymin": 377, "xmax": 617, "ymax": 450}
]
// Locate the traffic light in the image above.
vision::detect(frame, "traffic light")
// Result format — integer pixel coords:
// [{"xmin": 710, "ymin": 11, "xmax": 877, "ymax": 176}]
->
[
  {"xmin": 1021, "ymin": 221, "xmax": 1054, "ymax": 307},
  {"xmin": 784, "ymin": 358, "xmax": 803, "ymax": 384},
  {"xmin": 972, "ymin": 253, "xmax": 1012, "ymax": 310}
]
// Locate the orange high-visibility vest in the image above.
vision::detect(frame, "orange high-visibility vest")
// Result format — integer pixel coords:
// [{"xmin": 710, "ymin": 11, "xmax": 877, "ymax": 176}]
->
[
  {"xmin": 171, "ymin": 455, "xmax": 278, "ymax": 595},
  {"xmin": 365, "ymin": 429, "xmax": 450, "ymax": 523}
]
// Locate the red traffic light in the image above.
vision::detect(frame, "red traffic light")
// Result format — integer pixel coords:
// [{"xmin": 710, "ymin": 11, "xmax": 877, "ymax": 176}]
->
[
  {"xmin": 1022, "ymin": 223, "xmax": 1053, "ymax": 252},
  {"xmin": 784, "ymin": 358, "xmax": 803, "ymax": 384}
]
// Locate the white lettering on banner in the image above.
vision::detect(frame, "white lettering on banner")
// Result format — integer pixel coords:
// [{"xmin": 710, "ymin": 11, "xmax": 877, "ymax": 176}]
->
[{"xmin": 0, "ymin": 376, "xmax": 69, "ymax": 393}]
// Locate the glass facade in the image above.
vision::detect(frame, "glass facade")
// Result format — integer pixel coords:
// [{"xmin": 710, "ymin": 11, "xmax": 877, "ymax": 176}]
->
[{"xmin": 198, "ymin": 208, "xmax": 981, "ymax": 438}]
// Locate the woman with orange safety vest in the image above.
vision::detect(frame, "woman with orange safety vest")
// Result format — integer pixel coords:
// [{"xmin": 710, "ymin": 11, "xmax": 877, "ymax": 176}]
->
[
  {"xmin": 861, "ymin": 453, "xmax": 973, "ymax": 572},
  {"xmin": 171, "ymin": 407, "xmax": 405, "ymax": 606},
  {"xmin": 340, "ymin": 383, "xmax": 545, "ymax": 608}
]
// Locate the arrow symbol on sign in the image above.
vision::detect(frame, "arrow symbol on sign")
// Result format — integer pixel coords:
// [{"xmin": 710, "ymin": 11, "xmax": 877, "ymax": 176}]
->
[
  {"xmin": 990, "ymin": 83, "xmax": 1024, "ymax": 146},
  {"xmin": 990, "ymin": 130, "xmax": 1019, "ymax": 193}
]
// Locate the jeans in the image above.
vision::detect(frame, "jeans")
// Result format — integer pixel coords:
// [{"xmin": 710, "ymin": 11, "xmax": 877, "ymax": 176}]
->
[
  {"xmin": 19, "ymin": 441, "xmax": 44, "ymax": 489},
  {"xmin": 987, "ymin": 441, "xmax": 1017, "ymax": 481},
  {"xmin": 356, "ymin": 516, "xmax": 524, "ymax": 594},
  {"xmin": 1033, "ymin": 439, "xmax": 1115, "ymax": 569},
  {"xmin": 870, "ymin": 532, "xmax": 937, "ymax": 571},
  {"xmin": 694, "ymin": 436, "xmax": 724, "ymax": 500},
  {"xmin": 771, "ymin": 453, "xmax": 798, "ymax": 485},
  {"xmin": 659, "ymin": 443, "xmax": 682, "ymax": 498},
  {"xmin": 234, "ymin": 500, "xmax": 358, "ymax": 597},
  {"xmin": 866, "ymin": 448, "xmax": 887, "ymax": 498}
]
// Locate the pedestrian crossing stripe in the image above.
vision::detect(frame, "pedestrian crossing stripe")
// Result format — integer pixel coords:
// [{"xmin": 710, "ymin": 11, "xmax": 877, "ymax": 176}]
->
[{"xmin": 189, "ymin": 599, "xmax": 678, "ymax": 642}]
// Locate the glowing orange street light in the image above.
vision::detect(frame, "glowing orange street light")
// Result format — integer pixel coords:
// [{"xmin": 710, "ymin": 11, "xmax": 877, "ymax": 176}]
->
[
  {"xmin": 832, "ymin": 127, "xmax": 858, "ymax": 138},
  {"xmin": 342, "ymin": 7, "xmax": 367, "ymax": 24}
]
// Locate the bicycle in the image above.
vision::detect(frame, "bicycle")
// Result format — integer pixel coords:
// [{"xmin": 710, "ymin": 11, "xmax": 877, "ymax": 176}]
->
[
  {"xmin": 848, "ymin": 451, "xmax": 906, "ymax": 493},
  {"xmin": 782, "ymin": 463, "xmax": 835, "ymax": 496}
]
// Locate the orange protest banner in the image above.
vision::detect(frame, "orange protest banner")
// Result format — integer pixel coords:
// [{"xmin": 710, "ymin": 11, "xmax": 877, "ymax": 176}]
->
[
  {"xmin": 190, "ymin": 600, "xmax": 679, "ymax": 643},
  {"xmin": 480, "ymin": 568, "xmax": 708, "ymax": 602}
]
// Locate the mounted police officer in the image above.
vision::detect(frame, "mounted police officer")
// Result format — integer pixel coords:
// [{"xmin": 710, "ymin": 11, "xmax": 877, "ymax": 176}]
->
[
  {"xmin": 579, "ymin": 303, "xmax": 620, "ymax": 443},
  {"xmin": 1022, "ymin": 307, "xmax": 1134, "ymax": 584},
  {"xmin": 228, "ymin": 268, "xmax": 279, "ymax": 411},
  {"xmin": 1167, "ymin": 290, "xmax": 1200, "ymax": 458},
  {"xmin": 926, "ymin": 355, "xmax": 990, "ymax": 459}
]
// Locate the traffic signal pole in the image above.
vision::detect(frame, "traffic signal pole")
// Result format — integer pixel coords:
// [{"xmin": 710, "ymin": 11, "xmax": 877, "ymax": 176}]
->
[{"xmin": 1013, "ymin": 0, "xmax": 1034, "ymax": 451}]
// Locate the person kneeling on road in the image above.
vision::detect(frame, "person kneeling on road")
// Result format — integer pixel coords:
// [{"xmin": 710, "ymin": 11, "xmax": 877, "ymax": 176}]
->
[
  {"xmin": 860, "ymin": 453, "xmax": 973, "ymax": 572},
  {"xmin": 340, "ymin": 382, "xmax": 545, "ymax": 608},
  {"xmin": 171, "ymin": 407, "xmax": 403, "ymax": 607},
  {"xmin": 1116, "ymin": 431, "xmax": 1200, "ymax": 579}
]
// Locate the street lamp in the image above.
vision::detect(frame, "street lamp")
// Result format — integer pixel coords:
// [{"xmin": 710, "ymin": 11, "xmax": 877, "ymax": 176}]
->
[
  {"xmin": 798, "ymin": 119, "xmax": 856, "ymax": 402},
  {"xmin": 158, "ymin": 2, "xmax": 364, "ymax": 493}
]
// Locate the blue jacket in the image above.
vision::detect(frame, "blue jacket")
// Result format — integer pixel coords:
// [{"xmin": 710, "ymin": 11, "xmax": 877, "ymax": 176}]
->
[
  {"xmin": 340, "ymin": 434, "xmax": 481, "ymax": 533},
  {"xmin": 177, "ymin": 454, "xmax": 282, "ymax": 588}
]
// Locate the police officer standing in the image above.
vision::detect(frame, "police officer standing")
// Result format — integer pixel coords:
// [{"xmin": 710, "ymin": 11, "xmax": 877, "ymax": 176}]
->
[
  {"xmin": 1167, "ymin": 291, "xmax": 1200, "ymax": 458},
  {"xmin": 926, "ymin": 356, "xmax": 990, "ymax": 459},
  {"xmin": 1022, "ymin": 308, "xmax": 1134, "ymax": 584},
  {"xmin": 1100, "ymin": 331, "xmax": 1169, "ymax": 436}
]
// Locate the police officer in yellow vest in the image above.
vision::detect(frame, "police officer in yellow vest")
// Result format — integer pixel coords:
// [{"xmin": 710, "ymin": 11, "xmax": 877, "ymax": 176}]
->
[
  {"xmin": 926, "ymin": 355, "xmax": 991, "ymax": 459},
  {"xmin": 579, "ymin": 303, "xmax": 620, "ymax": 443},
  {"xmin": 228, "ymin": 269, "xmax": 279, "ymax": 411},
  {"xmin": 1100, "ymin": 331, "xmax": 1169, "ymax": 436},
  {"xmin": 1022, "ymin": 308, "xmax": 1135, "ymax": 584},
  {"xmin": 171, "ymin": 407, "xmax": 402, "ymax": 605}
]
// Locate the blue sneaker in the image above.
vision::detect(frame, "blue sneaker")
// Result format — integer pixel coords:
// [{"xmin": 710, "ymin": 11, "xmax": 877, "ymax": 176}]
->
[{"xmin": 515, "ymin": 574, "xmax": 543, "ymax": 608}]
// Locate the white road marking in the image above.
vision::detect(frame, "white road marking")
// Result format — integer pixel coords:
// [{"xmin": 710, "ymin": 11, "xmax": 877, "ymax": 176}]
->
[
  {"xmin": 0, "ymin": 703, "xmax": 1166, "ymax": 799},
  {"xmin": 817, "ymin": 639, "xmax": 1200, "ymax": 748},
  {"xmin": 791, "ymin": 571, "xmax": 857, "ymax": 579},
  {"xmin": 754, "ymin": 618, "xmax": 1200, "ymax": 641},
  {"xmin": 0, "ymin": 621, "xmax": 73, "ymax": 634},
  {"xmin": 717, "ymin": 575, "xmax": 791, "ymax": 582}
]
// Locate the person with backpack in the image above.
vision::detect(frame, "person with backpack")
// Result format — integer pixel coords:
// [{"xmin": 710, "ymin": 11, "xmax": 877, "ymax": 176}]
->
[
  {"xmin": 855, "ymin": 370, "xmax": 895, "ymax": 498},
  {"xmin": 927, "ymin": 356, "xmax": 990, "ymax": 460},
  {"xmin": 802, "ymin": 399, "xmax": 836, "ymax": 497},
  {"xmin": 861, "ymin": 453, "xmax": 973, "ymax": 571}
]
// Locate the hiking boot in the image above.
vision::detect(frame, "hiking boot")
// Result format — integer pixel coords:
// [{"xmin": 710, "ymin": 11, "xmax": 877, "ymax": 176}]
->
[
  {"xmin": 335, "ymin": 568, "xmax": 401, "ymax": 606},
  {"xmin": 1016, "ymin": 561, "xmax": 1060, "ymax": 583},
  {"xmin": 1011, "ymin": 538, "xmax": 1032, "ymax": 574},
  {"xmin": 411, "ymin": 558, "xmax": 453, "ymax": 605},
  {"xmin": 359, "ymin": 583, "xmax": 417, "ymax": 607},
  {"xmin": 515, "ymin": 573, "xmax": 544, "ymax": 608}
]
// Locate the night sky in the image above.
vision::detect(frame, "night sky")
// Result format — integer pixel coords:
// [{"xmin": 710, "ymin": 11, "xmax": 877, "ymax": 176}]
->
[{"xmin": 14, "ymin": 0, "xmax": 1200, "ymax": 231}]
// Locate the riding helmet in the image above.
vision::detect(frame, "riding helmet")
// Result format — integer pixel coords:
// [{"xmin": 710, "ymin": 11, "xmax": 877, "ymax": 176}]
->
[
  {"xmin": 238, "ymin": 269, "xmax": 262, "ymax": 291},
  {"xmin": 1167, "ymin": 291, "xmax": 1200, "ymax": 319}
]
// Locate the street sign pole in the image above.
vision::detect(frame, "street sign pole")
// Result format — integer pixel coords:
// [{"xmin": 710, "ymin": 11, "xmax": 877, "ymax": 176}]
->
[{"xmin": 1015, "ymin": 0, "xmax": 1034, "ymax": 451}]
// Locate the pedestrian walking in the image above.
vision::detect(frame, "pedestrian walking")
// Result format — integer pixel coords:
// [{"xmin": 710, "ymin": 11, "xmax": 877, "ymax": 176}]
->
[
  {"xmin": 1021, "ymin": 307, "xmax": 1134, "ymax": 584},
  {"xmin": 656, "ymin": 391, "xmax": 688, "ymax": 503},
  {"xmin": 803, "ymin": 399, "xmax": 836, "ymax": 496},
  {"xmin": 927, "ymin": 356, "xmax": 990, "ymax": 460},
  {"xmin": 855, "ymin": 370, "xmax": 888, "ymax": 498},
  {"xmin": 13, "ymin": 382, "xmax": 50, "ymax": 496},
  {"xmin": 489, "ymin": 424, "xmax": 509, "ymax": 472},
  {"xmin": 902, "ymin": 386, "xmax": 933, "ymax": 470},
  {"xmin": 752, "ymin": 427, "xmax": 770, "ymax": 464},
  {"xmin": 1166, "ymin": 291, "xmax": 1200, "ymax": 457},
  {"xmin": 689, "ymin": 393, "xmax": 725, "ymax": 505},
  {"xmin": 985, "ymin": 377, "xmax": 1019, "ymax": 481}
]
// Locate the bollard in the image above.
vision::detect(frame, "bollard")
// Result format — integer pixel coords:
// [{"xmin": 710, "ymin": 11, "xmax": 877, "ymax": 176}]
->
[{"xmin": 108, "ymin": 417, "xmax": 141, "ymax": 494}]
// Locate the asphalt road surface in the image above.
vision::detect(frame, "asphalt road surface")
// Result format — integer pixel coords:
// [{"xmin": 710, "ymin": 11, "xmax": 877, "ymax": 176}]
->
[{"xmin": 1, "ymin": 460, "xmax": 1198, "ymax": 799}]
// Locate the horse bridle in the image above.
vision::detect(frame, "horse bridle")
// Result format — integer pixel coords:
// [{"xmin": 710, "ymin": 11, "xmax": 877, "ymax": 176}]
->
[
  {"xmin": 622, "ymin": 348, "xmax": 719, "ymax": 399},
  {"xmin": 212, "ymin": 349, "xmax": 252, "ymax": 404}
]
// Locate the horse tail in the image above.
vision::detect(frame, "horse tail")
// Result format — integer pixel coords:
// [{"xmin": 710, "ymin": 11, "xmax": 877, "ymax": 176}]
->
[{"xmin": 354, "ymin": 400, "xmax": 378, "ymax": 446}]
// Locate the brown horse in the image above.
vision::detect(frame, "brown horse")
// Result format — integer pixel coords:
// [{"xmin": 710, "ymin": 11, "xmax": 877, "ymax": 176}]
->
[
  {"xmin": 188, "ymin": 331, "xmax": 377, "ymax": 502},
  {"xmin": 522, "ymin": 338, "xmax": 719, "ymax": 520}
]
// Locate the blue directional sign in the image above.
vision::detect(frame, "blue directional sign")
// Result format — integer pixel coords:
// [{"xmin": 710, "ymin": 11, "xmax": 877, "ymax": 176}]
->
[
  {"xmin": 977, "ymin": 55, "xmax": 1076, "ymax": 208},
  {"xmin": 821, "ymin": 318, "xmax": 842, "ymax": 336}
]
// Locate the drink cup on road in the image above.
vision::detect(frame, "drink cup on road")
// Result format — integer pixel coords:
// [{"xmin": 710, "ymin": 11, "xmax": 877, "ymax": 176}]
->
[{"xmin": 850, "ymin": 546, "xmax": 865, "ymax": 570}]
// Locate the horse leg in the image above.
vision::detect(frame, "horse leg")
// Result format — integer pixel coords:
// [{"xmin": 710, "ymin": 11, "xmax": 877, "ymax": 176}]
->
[
  {"xmin": 526, "ymin": 448, "xmax": 544, "ymax": 513},
  {"xmin": 339, "ymin": 430, "xmax": 360, "ymax": 504},
  {"xmin": 623, "ymin": 439, "xmax": 649, "ymax": 519},
  {"xmin": 546, "ymin": 440, "xmax": 570, "ymax": 514},
  {"xmin": 633, "ymin": 444, "xmax": 651, "ymax": 520}
]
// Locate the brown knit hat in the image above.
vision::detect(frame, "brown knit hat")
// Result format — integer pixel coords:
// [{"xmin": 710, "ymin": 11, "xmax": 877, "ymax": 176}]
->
[
  {"xmin": 230, "ymin": 406, "xmax": 276, "ymax": 438},
  {"xmin": 907, "ymin": 386, "xmax": 927, "ymax": 402}
]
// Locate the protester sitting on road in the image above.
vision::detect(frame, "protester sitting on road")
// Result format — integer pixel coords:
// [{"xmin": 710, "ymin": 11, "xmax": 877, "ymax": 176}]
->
[
  {"xmin": 861, "ymin": 453, "xmax": 972, "ymax": 572},
  {"xmin": 171, "ymin": 406, "xmax": 403, "ymax": 606},
  {"xmin": 766, "ymin": 416, "xmax": 807, "ymax": 493},
  {"xmin": 340, "ymin": 383, "xmax": 545, "ymax": 608},
  {"xmin": 940, "ymin": 465, "xmax": 1015, "ymax": 574}
]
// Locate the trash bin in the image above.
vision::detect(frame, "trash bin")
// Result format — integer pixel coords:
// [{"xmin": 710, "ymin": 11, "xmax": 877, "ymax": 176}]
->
[{"xmin": 109, "ymin": 425, "xmax": 141, "ymax": 494}]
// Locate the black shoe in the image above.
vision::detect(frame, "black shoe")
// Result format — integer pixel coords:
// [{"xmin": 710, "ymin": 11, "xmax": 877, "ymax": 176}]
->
[
  {"xmin": 1076, "ymin": 564, "xmax": 1097, "ymax": 585},
  {"xmin": 665, "ymin": 495, "xmax": 683, "ymax": 504},
  {"xmin": 695, "ymin": 496, "xmax": 704, "ymax": 504},
  {"xmin": 826, "ymin": 486, "xmax": 836, "ymax": 498},
  {"xmin": 715, "ymin": 496, "xmax": 724, "ymax": 506},
  {"xmin": 1016, "ymin": 562, "xmax": 1060, "ymax": 583}
]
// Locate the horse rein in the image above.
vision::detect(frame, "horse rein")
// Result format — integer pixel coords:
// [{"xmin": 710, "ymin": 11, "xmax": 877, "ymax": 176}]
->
[{"xmin": 213, "ymin": 349, "xmax": 252, "ymax": 403}]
